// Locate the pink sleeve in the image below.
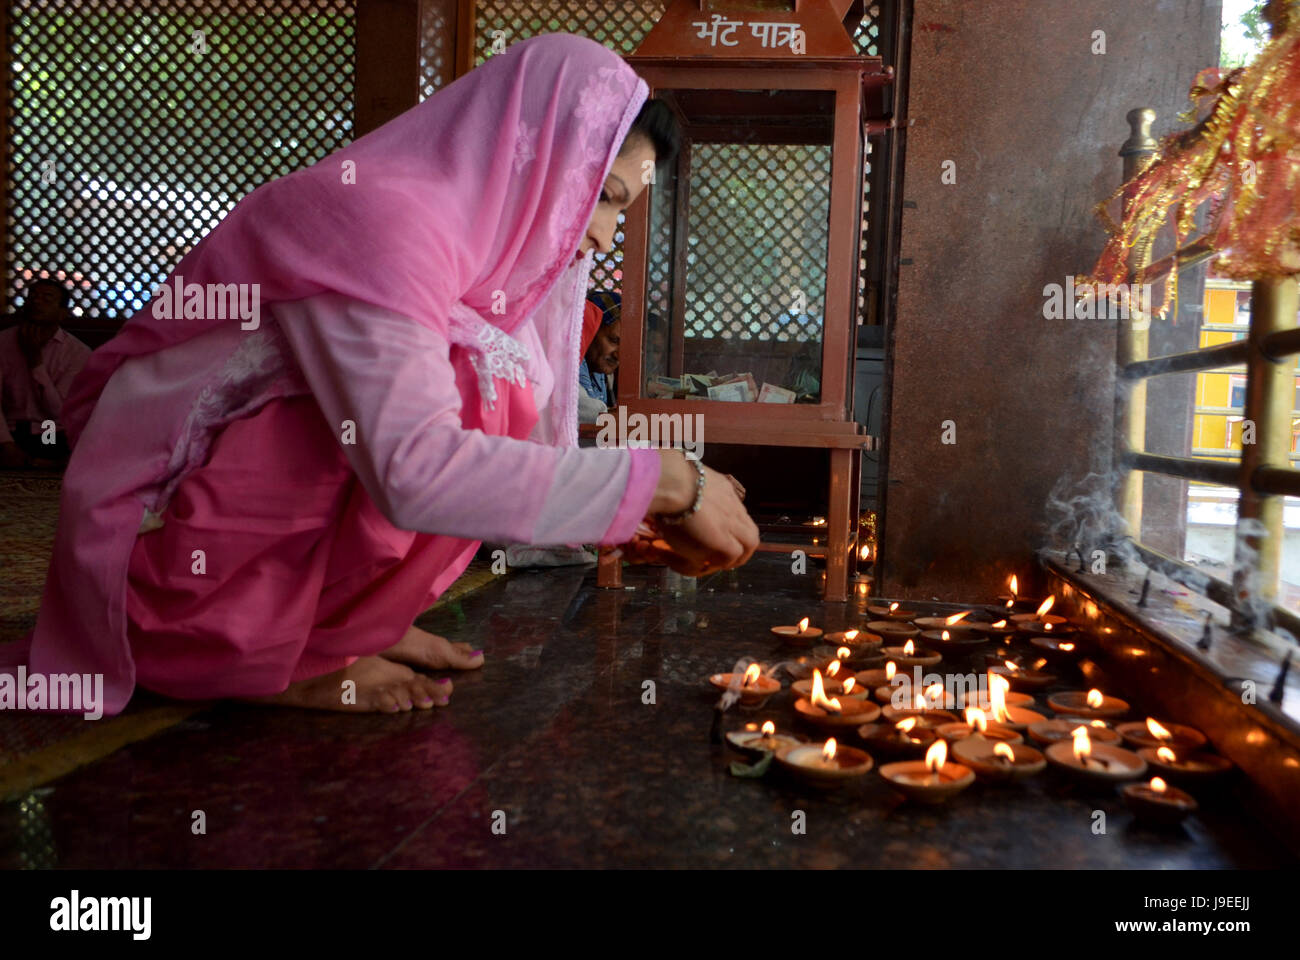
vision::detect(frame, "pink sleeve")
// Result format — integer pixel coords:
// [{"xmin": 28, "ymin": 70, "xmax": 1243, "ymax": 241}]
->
[
  {"xmin": 601, "ymin": 446, "xmax": 660, "ymax": 544},
  {"xmin": 272, "ymin": 294, "xmax": 650, "ymax": 546}
]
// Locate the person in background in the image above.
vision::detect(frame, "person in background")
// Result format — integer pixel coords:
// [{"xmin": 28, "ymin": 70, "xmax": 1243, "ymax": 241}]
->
[
  {"xmin": 578, "ymin": 290, "xmax": 620, "ymax": 421},
  {"xmin": 0, "ymin": 277, "xmax": 91, "ymax": 469}
]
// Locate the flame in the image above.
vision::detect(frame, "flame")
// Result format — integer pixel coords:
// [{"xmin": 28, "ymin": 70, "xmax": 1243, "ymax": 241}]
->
[
  {"xmin": 1090, "ymin": 719, "xmax": 1107, "ymax": 728},
  {"xmin": 1150, "ymin": 777, "xmax": 1167, "ymax": 793},
  {"xmin": 743, "ymin": 664, "xmax": 762, "ymax": 687},
  {"xmin": 860, "ymin": 544, "xmax": 871, "ymax": 560},
  {"xmin": 1044, "ymin": 622, "xmax": 1053, "ymax": 632},
  {"xmin": 1009, "ymin": 575, "xmax": 1018, "ymax": 597},
  {"xmin": 945, "ymin": 610, "xmax": 972, "ymax": 626},
  {"xmin": 844, "ymin": 629, "xmax": 859, "ymax": 642},
  {"xmin": 798, "ymin": 617, "xmax": 810, "ymax": 634},
  {"xmin": 1145, "ymin": 718, "xmax": 1172, "ymax": 741},
  {"xmin": 761, "ymin": 721, "xmax": 775, "ymax": 736},
  {"xmin": 1003, "ymin": 660, "xmax": 1019, "ymax": 672},
  {"xmin": 903, "ymin": 639, "xmax": 915, "ymax": 655},
  {"xmin": 925, "ymin": 739, "xmax": 948, "ymax": 773},
  {"xmin": 941, "ymin": 630, "xmax": 950, "ymax": 641},
  {"xmin": 826, "ymin": 660, "xmax": 842, "ymax": 678},
  {"xmin": 1086, "ymin": 688, "xmax": 1104, "ymax": 709},
  {"xmin": 1059, "ymin": 642, "xmax": 1075, "ymax": 652},
  {"xmin": 812, "ymin": 517, "xmax": 826, "ymax": 527},
  {"xmin": 1036, "ymin": 595, "xmax": 1056, "ymax": 617},
  {"xmin": 809, "ymin": 670, "xmax": 842, "ymax": 713},
  {"xmin": 925, "ymin": 682, "xmax": 944, "ymax": 707},
  {"xmin": 964, "ymin": 707, "xmax": 989, "ymax": 732},
  {"xmin": 823, "ymin": 738, "xmax": 837, "ymax": 762},
  {"xmin": 1157, "ymin": 746, "xmax": 1177, "ymax": 763},
  {"xmin": 913, "ymin": 692, "xmax": 926, "ymax": 709},
  {"xmin": 889, "ymin": 602, "xmax": 899, "ymax": 613},
  {"xmin": 896, "ymin": 717, "xmax": 918, "ymax": 733},
  {"xmin": 989, "ymin": 674, "xmax": 1012, "ymax": 723},
  {"xmin": 1033, "ymin": 658, "xmax": 1048, "ymax": 671},
  {"xmin": 842, "ymin": 677, "xmax": 857, "ymax": 694},
  {"xmin": 993, "ymin": 620, "xmax": 1008, "ymax": 628},
  {"xmin": 994, "ymin": 742, "xmax": 1015, "ymax": 762},
  {"xmin": 837, "ymin": 646, "xmax": 852, "ymax": 659},
  {"xmin": 885, "ymin": 661, "xmax": 897, "ymax": 680},
  {"xmin": 1072, "ymin": 727, "xmax": 1092, "ymax": 764}
]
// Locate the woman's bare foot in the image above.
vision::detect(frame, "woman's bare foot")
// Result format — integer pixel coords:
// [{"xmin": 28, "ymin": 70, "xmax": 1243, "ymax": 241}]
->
[
  {"xmin": 247, "ymin": 656, "xmax": 452, "ymax": 713},
  {"xmin": 381, "ymin": 624, "xmax": 485, "ymax": 671}
]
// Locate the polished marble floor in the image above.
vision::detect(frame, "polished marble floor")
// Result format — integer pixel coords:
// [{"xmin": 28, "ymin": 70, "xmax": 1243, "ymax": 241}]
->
[{"xmin": 0, "ymin": 554, "xmax": 1290, "ymax": 868}]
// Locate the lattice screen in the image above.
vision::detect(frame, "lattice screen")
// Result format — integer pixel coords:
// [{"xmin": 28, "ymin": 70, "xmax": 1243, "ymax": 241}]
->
[
  {"xmin": 6, "ymin": 0, "xmax": 355, "ymax": 323},
  {"xmin": 418, "ymin": 0, "xmax": 455, "ymax": 99}
]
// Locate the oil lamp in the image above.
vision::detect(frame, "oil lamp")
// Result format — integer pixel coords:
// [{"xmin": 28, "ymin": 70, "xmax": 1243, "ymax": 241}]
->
[
  {"xmin": 868, "ymin": 601, "xmax": 916, "ymax": 619},
  {"xmin": 856, "ymin": 716, "xmax": 939, "ymax": 759},
  {"xmin": 1121, "ymin": 776, "xmax": 1198, "ymax": 826},
  {"xmin": 881, "ymin": 638, "xmax": 941, "ymax": 668},
  {"xmin": 709, "ymin": 663, "xmax": 780, "ymax": 707},
  {"xmin": 914, "ymin": 610, "xmax": 977, "ymax": 632},
  {"xmin": 981, "ymin": 618, "xmax": 1019, "ymax": 639},
  {"xmin": 983, "ymin": 674, "xmax": 1045, "ymax": 730},
  {"xmin": 772, "ymin": 616, "xmax": 822, "ymax": 645},
  {"xmin": 793, "ymin": 668, "xmax": 881, "ymax": 730},
  {"xmin": 879, "ymin": 739, "xmax": 975, "ymax": 803},
  {"xmin": 1116, "ymin": 717, "xmax": 1207, "ymax": 752},
  {"xmin": 987, "ymin": 658, "xmax": 1056, "ymax": 691},
  {"xmin": 1045, "ymin": 726, "xmax": 1146, "ymax": 781},
  {"xmin": 867, "ymin": 619, "xmax": 921, "ymax": 641},
  {"xmin": 1027, "ymin": 717, "xmax": 1121, "ymax": 746},
  {"xmin": 936, "ymin": 706, "xmax": 1023, "ymax": 746},
  {"xmin": 921, "ymin": 628, "xmax": 987, "ymax": 648},
  {"xmin": 1137, "ymin": 745, "xmax": 1234, "ymax": 783},
  {"xmin": 953, "ymin": 737, "xmax": 1046, "ymax": 781},
  {"xmin": 775, "ymin": 736, "xmax": 873, "ymax": 787},
  {"xmin": 726, "ymin": 720, "xmax": 806, "ymax": 758},
  {"xmin": 1046, "ymin": 688, "xmax": 1129, "ymax": 720}
]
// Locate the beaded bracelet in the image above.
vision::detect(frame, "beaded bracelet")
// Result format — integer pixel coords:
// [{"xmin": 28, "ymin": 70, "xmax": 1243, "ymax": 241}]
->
[{"xmin": 658, "ymin": 454, "xmax": 706, "ymax": 525}]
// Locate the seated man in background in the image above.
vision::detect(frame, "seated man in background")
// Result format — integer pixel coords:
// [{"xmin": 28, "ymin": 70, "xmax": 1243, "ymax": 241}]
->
[
  {"xmin": 0, "ymin": 277, "xmax": 91, "ymax": 469},
  {"xmin": 578, "ymin": 290, "xmax": 620, "ymax": 424}
]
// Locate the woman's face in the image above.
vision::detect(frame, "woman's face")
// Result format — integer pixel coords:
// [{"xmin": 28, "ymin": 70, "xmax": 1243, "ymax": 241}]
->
[
  {"xmin": 586, "ymin": 317, "xmax": 621, "ymax": 376},
  {"xmin": 574, "ymin": 136, "xmax": 656, "ymax": 263}
]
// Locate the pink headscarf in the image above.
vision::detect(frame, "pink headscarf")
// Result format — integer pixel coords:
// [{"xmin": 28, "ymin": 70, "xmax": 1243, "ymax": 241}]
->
[{"xmin": 62, "ymin": 32, "xmax": 647, "ymax": 443}]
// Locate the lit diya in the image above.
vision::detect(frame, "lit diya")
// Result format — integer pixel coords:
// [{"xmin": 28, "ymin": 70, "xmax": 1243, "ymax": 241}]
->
[
  {"xmin": 881, "ymin": 638, "xmax": 941, "ymax": 668},
  {"xmin": 792, "ymin": 659, "xmax": 850, "ymax": 696},
  {"xmin": 995, "ymin": 575, "xmax": 1040, "ymax": 612},
  {"xmin": 709, "ymin": 663, "xmax": 780, "ymax": 707},
  {"xmin": 866, "ymin": 619, "xmax": 921, "ymax": 641},
  {"xmin": 858, "ymin": 660, "xmax": 900, "ymax": 694},
  {"xmin": 879, "ymin": 739, "xmax": 975, "ymax": 804},
  {"xmin": 880, "ymin": 688, "xmax": 959, "ymax": 726},
  {"xmin": 981, "ymin": 674, "xmax": 1045, "ymax": 731},
  {"xmin": 774, "ymin": 736, "xmax": 873, "ymax": 787},
  {"xmin": 726, "ymin": 720, "xmax": 807, "ymax": 758},
  {"xmin": 952, "ymin": 737, "xmax": 1046, "ymax": 781},
  {"xmin": 1029, "ymin": 634, "xmax": 1084, "ymax": 659},
  {"xmin": 987, "ymin": 658, "xmax": 1056, "ymax": 691},
  {"xmin": 936, "ymin": 707, "xmax": 1023, "ymax": 746},
  {"xmin": 921, "ymin": 628, "xmax": 988, "ymax": 648},
  {"xmin": 1010, "ymin": 595, "xmax": 1067, "ymax": 627},
  {"xmin": 1047, "ymin": 688, "xmax": 1129, "ymax": 720},
  {"xmin": 793, "ymin": 669, "xmax": 881, "ymax": 730},
  {"xmin": 823, "ymin": 627, "xmax": 882, "ymax": 650},
  {"xmin": 868, "ymin": 601, "xmax": 917, "ymax": 619},
  {"xmin": 913, "ymin": 610, "xmax": 979, "ymax": 633},
  {"xmin": 1045, "ymin": 726, "xmax": 1146, "ymax": 782},
  {"xmin": 856, "ymin": 716, "xmax": 940, "ymax": 758},
  {"xmin": 1027, "ymin": 717, "xmax": 1121, "ymax": 746},
  {"xmin": 1117, "ymin": 717, "xmax": 1207, "ymax": 752},
  {"xmin": 1137, "ymin": 745, "xmax": 1234, "ymax": 783},
  {"xmin": 980, "ymin": 618, "xmax": 1019, "ymax": 639},
  {"xmin": 772, "ymin": 616, "xmax": 823, "ymax": 645},
  {"xmin": 1121, "ymin": 776, "xmax": 1198, "ymax": 826}
]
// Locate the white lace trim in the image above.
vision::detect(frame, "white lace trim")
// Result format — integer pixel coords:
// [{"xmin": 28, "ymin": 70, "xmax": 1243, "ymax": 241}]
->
[{"xmin": 447, "ymin": 302, "xmax": 531, "ymax": 410}]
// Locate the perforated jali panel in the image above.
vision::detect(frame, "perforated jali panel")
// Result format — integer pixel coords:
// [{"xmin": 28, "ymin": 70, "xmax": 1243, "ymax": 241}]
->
[{"xmin": 6, "ymin": 1, "xmax": 355, "ymax": 321}]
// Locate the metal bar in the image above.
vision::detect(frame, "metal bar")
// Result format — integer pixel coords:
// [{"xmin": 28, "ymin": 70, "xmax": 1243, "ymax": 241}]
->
[
  {"xmin": 1126, "ymin": 451, "xmax": 1239, "ymax": 486},
  {"xmin": 1123, "ymin": 340, "xmax": 1251, "ymax": 380},
  {"xmin": 1232, "ymin": 277, "xmax": 1299, "ymax": 627},
  {"xmin": 1135, "ymin": 236, "xmax": 1217, "ymax": 285},
  {"xmin": 1262, "ymin": 325, "xmax": 1300, "ymax": 360},
  {"xmin": 1114, "ymin": 108, "xmax": 1158, "ymax": 535},
  {"xmin": 1252, "ymin": 465, "xmax": 1300, "ymax": 497}
]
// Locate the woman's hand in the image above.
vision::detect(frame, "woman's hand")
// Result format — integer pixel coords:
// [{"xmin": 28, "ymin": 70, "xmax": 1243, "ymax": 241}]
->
[{"xmin": 634, "ymin": 450, "xmax": 759, "ymax": 576}]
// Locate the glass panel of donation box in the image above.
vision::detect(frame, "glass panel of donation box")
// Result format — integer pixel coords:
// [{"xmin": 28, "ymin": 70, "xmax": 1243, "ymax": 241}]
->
[{"xmin": 642, "ymin": 88, "xmax": 835, "ymax": 405}]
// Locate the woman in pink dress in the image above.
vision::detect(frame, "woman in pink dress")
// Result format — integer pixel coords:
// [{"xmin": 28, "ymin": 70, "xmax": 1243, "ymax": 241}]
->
[{"xmin": 14, "ymin": 34, "xmax": 758, "ymax": 716}]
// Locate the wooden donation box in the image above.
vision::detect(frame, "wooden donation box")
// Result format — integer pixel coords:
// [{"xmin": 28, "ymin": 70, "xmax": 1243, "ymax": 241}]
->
[{"xmin": 603, "ymin": 0, "xmax": 892, "ymax": 600}]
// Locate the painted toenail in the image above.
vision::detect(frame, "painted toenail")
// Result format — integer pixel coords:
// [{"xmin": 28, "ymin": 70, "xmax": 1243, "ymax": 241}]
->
[
  {"xmin": 471, "ymin": 650, "xmax": 483, "ymax": 657},
  {"xmin": 386, "ymin": 704, "xmax": 400, "ymax": 713},
  {"xmin": 420, "ymin": 697, "xmax": 434, "ymax": 706},
  {"xmin": 438, "ymin": 698, "xmax": 450, "ymax": 707},
  {"xmin": 437, "ymin": 677, "xmax": 452, "ymax": 684}
]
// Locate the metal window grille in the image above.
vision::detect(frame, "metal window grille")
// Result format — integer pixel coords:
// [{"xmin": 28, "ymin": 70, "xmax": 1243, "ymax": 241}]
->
[
  {"xmin": 1113, "ymin": 116, "xmax": 1300, "ymax": 635},
  {"xmin": 5, "ymin": 0, "xmax": 355, "ymax": 324}
]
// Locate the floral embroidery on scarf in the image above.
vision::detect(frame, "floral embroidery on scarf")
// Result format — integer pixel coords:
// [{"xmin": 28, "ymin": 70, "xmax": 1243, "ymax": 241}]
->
[{"xmin": 513, "ymin": 119, "xmax": 537, "ymax": 174}]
